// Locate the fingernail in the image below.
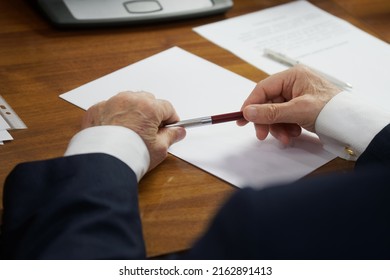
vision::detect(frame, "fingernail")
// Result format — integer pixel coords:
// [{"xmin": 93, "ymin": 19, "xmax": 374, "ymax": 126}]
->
[{"xmin": 246, "ymin": 106, "xmax": 257, "ymax": 120}]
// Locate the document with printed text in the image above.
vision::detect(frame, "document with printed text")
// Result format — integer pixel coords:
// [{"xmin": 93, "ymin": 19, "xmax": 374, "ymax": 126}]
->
[{"xmin": 194, "ymin": 0, "xmax": 390, "ymax": 111}]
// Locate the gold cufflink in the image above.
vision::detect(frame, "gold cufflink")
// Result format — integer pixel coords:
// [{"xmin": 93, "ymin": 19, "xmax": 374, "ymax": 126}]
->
[{"xmin": 344, "ymin": 146, "xmax": 356, "ymax": 157}]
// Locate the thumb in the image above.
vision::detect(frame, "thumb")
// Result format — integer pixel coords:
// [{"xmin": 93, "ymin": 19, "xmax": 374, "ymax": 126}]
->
[
  {"xmin": 148, "ymin": 127, "xmax": 186, "ymax": 171},
  {"xmin": 160, "ymin": 127, "xmax": 187, "ymax": 147},
  {"xmin": 243, "ymin": 101, "xmax": 305, "ymax": 126}
]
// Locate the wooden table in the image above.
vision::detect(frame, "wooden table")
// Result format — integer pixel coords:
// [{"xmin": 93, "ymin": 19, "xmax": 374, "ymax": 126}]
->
[{"xmin": 1, "ymin": 0, "xmax": 389, "ymax": 258}]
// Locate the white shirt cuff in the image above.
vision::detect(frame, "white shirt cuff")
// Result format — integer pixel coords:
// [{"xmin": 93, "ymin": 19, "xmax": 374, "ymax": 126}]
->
[
  {"xmin": 64, "ymin": 126, "xmax": 150, "ymax": 182},
  {"xmin": 315, "ymin": 91, "xmax": 390, "ymax": 160}
]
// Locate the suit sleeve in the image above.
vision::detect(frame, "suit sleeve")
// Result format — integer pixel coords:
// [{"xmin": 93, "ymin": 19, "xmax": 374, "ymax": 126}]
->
[
  {"xmin": 185, "ymin": 124, "xmax": 390, "ymax": 259},
  {"xmin": 355, "ymin": 123, "xmax": 390, "ymax": 169},
  {"xmin": 0, "ymin": 153, "xmax": 146, "ymax": 259}
]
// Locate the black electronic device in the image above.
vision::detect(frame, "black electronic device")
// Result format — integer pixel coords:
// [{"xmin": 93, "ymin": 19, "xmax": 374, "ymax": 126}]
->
[{"xmin": 37, "ymin": 0, "xmax": 233, "ymax": 27}]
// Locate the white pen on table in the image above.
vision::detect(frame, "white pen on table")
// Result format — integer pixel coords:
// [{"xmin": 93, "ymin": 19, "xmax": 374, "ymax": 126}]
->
[{"xmin": 264, "ymin": 48, "xmax": 353, "ymax": 91}]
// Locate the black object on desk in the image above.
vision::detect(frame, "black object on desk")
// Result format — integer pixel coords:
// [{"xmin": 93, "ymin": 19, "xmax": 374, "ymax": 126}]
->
[{"xmin": 36, "ymin": 0, "xmax": 233, "ymax": 27}]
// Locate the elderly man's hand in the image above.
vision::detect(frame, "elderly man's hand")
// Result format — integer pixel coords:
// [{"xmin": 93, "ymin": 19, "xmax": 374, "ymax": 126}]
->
[
  {"xmin": 238, "ymin": 65, "xmax": 342, "ymax": 145},
  {"xmin": 81, "ymin": 91, "xmax": 186, "ymax": 170}
]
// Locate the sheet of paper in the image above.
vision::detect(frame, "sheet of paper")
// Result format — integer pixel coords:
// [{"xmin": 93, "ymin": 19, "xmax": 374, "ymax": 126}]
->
[
  {"xmin": 61, "ymin": 47, "xmax": 334, "ymax": 189},
  {"xmin": 0, "ymin": 115, "xmax": 12, "ymax": 142},
  {"xmin": 0, "ymin": 130, "xmax": 13, "ymax": 142},
  {"xmin": 0, "ymin": 115, "xmax": 10, "ymax": 130},
  {"xmin": 194, "ymin": 0, "xmax": 390, "ymax": 111}
]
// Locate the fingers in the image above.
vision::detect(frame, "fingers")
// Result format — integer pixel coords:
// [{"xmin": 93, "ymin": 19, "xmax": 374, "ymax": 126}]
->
[
  {"xmin": 243, "ymin": 101, "xmax": 303, "ymax": 126},
  {"xmin": 155, "ymin": 99, "xmax": 186, "ymax": 147},
  {"xmin": 242, "ymin": 85, "xmax": 329, "ymax": 133},
  {"xmin": 269, "ymin": 123, "xmax": 302, "ymax": 145},
  {"xmin": 119, "ymin": 91, "xmax": 180, "ymax": 127},
  {"xmin": 155, "ymin": 99, "xmax": 186, "ymax": 144},
  {"xmin": 80, "ymin": 91, "xmax": 186, "ymax": 172},
  {"xmin": 147, "ymin": 126, "xmax": 186, "ymax": 170},
  {"xmin": 160, "ymin": 127, "xmax": 186, "ymax": 146},
  {"xmin": 155, "ymin": 99, "xmax": 180, "ymax": 125},
  {"xmin": 238, "ymin": 69, "xmax": 294, "ymax": 128},
  {"xmin": 241, "ymin": 69, "xmax": 294, "ymax": 110},
  {"xmin": 253, "ymin": 123, "xmax": 269, "ymax": 140},
  {"xmin": 239, "ymin": 65, "xmax": 342, "ymax": 144},
  {"xmin": 151, "ymin": 100, "xmax": 186, "ymax": 168},
  {"xmin": 252, "ymin": 122, "xmax": 301, "ymax": 144}
]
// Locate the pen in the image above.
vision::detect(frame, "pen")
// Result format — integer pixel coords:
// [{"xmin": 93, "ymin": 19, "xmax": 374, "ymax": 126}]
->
[
  {"xmin": 165, "ymin": 111, "xmax": 243, "ymax": 128},
  {"xmin": 263, "ymin": 48, "xmax": 353, "ymax": 90}
]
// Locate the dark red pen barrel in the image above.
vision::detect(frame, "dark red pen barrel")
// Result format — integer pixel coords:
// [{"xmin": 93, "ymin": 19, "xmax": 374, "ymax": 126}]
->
[{"xmin": 211, "ymin": 111, "xmax": 243, "ymax": 124}]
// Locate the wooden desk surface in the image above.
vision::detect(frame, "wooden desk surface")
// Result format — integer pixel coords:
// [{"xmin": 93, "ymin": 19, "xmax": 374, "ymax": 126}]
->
[{"xmin": 1, "ymin": 0, "xmax": 389, "ymax": 257}]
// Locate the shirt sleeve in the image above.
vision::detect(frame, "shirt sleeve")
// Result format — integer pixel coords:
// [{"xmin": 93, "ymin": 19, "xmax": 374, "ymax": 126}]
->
[
  {"xmin": 64, "ymin": 125, "xmax": 150, "ymax": 181},
  {"xmin": 315, "ymin": 91, "xmax": 390, "ymax": 160}
]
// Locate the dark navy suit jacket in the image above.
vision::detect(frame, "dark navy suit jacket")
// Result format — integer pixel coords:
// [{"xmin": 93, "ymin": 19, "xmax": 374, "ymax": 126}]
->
[{"xmin": 1, "ymin": 125, "xmax": 390, "ymax": 259}]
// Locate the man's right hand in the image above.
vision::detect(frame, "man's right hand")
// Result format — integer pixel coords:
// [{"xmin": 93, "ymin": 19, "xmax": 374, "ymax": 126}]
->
[{"xmin": 238, "ymin": 65, "xmax": 342, "ymax": 145}]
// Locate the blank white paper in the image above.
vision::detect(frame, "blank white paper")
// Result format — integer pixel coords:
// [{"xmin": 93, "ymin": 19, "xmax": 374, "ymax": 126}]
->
[{"xmin": 60, "ymin": 47, "xmax": 334, "ymax": 189}]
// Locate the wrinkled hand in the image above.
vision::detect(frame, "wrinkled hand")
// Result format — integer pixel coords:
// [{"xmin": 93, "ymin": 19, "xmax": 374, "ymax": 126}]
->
[
  {"xmin": 238, "ymin": 65, "xmax": 342, "ymax": 145},
  {"xmin": 81, "ymin": 91, "xmax": 186, "ymax": 170}
]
